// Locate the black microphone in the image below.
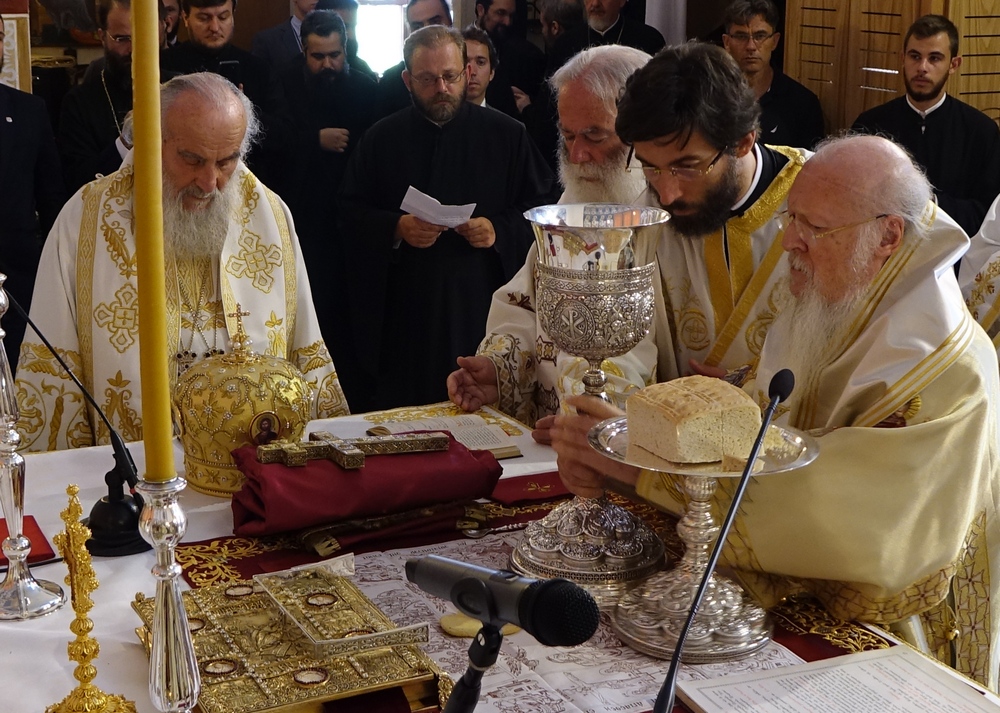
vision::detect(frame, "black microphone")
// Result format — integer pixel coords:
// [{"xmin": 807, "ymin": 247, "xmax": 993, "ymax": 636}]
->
[
  {"xmin": 653, "ymin": 369, "xmax": 794, "ymax": 713},
  {"xmin": 405, "ymin": 555, "xmax": 600, "ymax": 647},
  {"xmin": 8, "ymin": 293, "xmax": 150, "ymax": 557}
]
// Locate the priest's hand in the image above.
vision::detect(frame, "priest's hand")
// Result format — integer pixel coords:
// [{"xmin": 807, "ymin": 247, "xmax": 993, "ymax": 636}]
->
[
  {"xmin": 512, "ymin": 86, "xmax": 531, "ymax": 113},
  {"xmin": 319, "ymin": 127, "xmax": 350, "ymax": 152},
  {"xmin": 688, "ymin": 359, "xmax": 727, "ymax": 379},
  {"xmin": 551, "ymin": 395, "xmax": 640, "ymax": 498},
  {"xmin": 456, "ymin": 217, "xmax": 496, "ymax": 248},
  {"xmin": 396, "ymin": 214, "xmax": 445, "ymax": 248},
  {"xmin": 532, "ymin": 414, "xmax": 555, "ymax": 445},
  {"xmin": 447, "ymin": 356, "xmax": 499, "ymax": 411}
]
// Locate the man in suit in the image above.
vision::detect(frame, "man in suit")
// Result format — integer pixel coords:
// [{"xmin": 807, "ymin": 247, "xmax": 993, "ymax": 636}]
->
[
  {"xmin": 251, "ymin": 0, "xmax": 318, "ymax": 73},
  {"xmin": 0, "ymin": 15, "xmax": 66, "ymax": 372}
]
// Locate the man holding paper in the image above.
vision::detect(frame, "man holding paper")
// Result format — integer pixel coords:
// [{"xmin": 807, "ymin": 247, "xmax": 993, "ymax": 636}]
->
[{"xmin": 339, "ymin": 25, "xmax": 556, "ymax": 412}]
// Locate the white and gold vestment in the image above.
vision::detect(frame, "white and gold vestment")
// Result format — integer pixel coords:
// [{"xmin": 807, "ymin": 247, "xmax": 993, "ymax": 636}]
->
[
  {"xmin": 479, "ymin": 146, "xmax": 806, "ymax": 426},
  {"xmin": 643, "ymin": 204, "xmax": 1000, "ymax": 689},
  {"xmin": 961, "ymin": 192, "xmax": 1000, "ymax": 357},
  {"xmin": 15, "ymin": 156, "xmax": 348, "ymax": 452}
]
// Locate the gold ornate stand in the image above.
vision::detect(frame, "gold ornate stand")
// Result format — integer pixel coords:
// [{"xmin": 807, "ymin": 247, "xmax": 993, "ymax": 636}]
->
[{"xmin": 47, "ymin": 485, "xmax": 136, "ymax": 713}]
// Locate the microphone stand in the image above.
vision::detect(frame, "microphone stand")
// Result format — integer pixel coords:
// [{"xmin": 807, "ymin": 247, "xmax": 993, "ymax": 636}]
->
[
  {"xmin": 9, "ymin": 295, "xmax": 150, "ymax": 556},
  {"xmin": 442, "ymin": 579, "xmax": 505, "ymax": 713},
  {"xmin": 652, "ymin": 369, "xmax": 794, "ymax": 713}
]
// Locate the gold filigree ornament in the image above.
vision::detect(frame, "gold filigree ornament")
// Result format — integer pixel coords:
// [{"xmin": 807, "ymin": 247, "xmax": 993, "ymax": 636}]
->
[
  {"xmin": 47, "ymin": 485, "xmax": 137, "ymax": 713},
  {"xmin": 173, "ymin": 304, "xmax": 313, "ymax": 496},
  {"xmin": 131, "ymin": 567, "xmax": 451, "ymax": 713}
]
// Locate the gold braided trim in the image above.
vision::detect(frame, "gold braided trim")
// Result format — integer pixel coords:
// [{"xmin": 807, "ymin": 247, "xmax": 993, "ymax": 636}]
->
[
  {"xmin": 770, "ymin": 593, "xmax": 892, "ymax": 653},
  {"xmin": 854, "ymin": 312, "xmax": 974, "ymax": 428},
  {"xmin": 951, "ymin": 510, "xmax": 992, "ymax": 686},
  {"xmin": 704, "ymin": 148, "xmax": 804, "ymax": 366},
  {"xmin": 263, "ymin": 182, "xmax": 296, "ymax": 351},
  {"xmin": 175, "ymin": 535, "xmax": 298, "ymax": 588},
  {"xmin": 801, "ymin": 564, "xmax": 955, "ymax": 624}
]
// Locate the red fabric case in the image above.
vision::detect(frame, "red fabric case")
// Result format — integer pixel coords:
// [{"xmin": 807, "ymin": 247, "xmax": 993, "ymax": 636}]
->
[{"xmin": 231, "ymin": 433, "xmax": 503, "ymax": 537}]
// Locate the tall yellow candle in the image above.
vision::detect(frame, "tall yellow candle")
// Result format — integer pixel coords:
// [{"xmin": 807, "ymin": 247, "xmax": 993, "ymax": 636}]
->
[{"xmin": 132, "ymin": 0, "xmax": 173, "ymax": 482}]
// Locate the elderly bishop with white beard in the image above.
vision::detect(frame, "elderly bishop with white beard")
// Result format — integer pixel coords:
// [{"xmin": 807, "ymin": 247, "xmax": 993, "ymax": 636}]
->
[
  {"xmin": 448, "ymin": 44, "xmax": 651, "ymax": 427},
  {"xmin": 15, "ymin": 72, "xmax": 349, "ymax": 452},
  {"xmin": 552, "ymin": 134, "xmax": 1000, "ymax": 690}
]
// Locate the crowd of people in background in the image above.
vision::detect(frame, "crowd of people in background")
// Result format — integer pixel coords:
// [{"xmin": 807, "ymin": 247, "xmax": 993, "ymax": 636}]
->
[{"xmin": 5, "ymin": 0, "xmax": 1000, "ymax": 411}]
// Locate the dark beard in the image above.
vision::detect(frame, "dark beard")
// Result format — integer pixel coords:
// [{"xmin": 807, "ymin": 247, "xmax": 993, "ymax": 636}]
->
[
  {"xmin": 310, "ymin": 67, "xmax": 341, "ymax": 89},
  {"xmin": 904, "ymin": 73, "xmax": 948, "ymax": 103},
  {"xmin": 662, "ymin": 156, "xmax": 742, "ymax": 238},
  {"xmin": 412, "ymin": 86, "xmax": 466, "ymax": 124},
  {"xmin": 104, "ymin": 52, "xmax": 132, "ymax": 91}
]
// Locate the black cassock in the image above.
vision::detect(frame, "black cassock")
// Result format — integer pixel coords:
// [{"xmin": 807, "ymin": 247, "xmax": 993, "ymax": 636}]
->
[
  {"xmin": 340, "ymin": 102, "xmax": 557, "ymax": 412},
  {"xmin": 853, "ymin": 95, "xmax": 1000, "ymax": 239}
]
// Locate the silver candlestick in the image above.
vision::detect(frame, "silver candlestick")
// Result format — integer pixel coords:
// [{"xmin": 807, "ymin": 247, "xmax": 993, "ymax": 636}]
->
[
  {"xmin": 136, "ymin": 476, "xmax": 201, "ymax": 711},
  {"xmin": 0, "ymin": 273, "xmax": 67, "ymax": 620}
]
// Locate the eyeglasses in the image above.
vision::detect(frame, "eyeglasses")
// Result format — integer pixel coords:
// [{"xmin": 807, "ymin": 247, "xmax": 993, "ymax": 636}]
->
[
  {"xmin": 775, "ymin": 210, "xmax": 888, "ymax": 242},
  {"xmin": 411, "ymin": 70, "xmax": 465, "ymax": 88},
  {"xmin": 107, "ymin": 34, "xmax": 132, "ymax": 44},
  {"xmin": 726, "ymin": 30, "xmax": 775, "ymax": 44},
  {"xmin": 625, "ymin": 146, "xmax": 728, "ymax": 182}
]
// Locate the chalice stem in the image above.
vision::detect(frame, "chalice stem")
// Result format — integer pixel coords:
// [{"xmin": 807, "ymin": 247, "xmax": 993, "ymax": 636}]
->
[{"xmin": 583, "ymin": 361, "xmax": 610, "ymax": 401}]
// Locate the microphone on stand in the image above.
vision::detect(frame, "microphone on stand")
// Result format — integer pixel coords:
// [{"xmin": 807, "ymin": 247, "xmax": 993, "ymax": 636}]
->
[
  {"xmin": 8, "ymin": 294, "xmax": 150, "ymax": 557},
  {"xmin": 405, "ymin": 555, "xmax": 600, "ymax": 646},
  {"xmin": 652, "ymin": 369, "xmax": 795, "ymax": 713},
  {"xmin": 406, "ymin": 555, "xmax": 600, "ymax": 713}
]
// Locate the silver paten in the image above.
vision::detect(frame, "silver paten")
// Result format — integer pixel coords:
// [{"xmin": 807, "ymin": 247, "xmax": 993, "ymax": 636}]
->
[{"xmin": 590, "ymin": 417, "xmax": 820, "ymax": 662}]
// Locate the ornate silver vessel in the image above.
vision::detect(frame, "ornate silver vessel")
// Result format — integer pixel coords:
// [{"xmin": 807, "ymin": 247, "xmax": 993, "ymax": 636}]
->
[
  {"xmin": 590, "ymin": 416, "xmax": 820, "ymax": 662},
  {"xmin": 510, "ymin": 205, "xmax": 669, "ymax": 603}
]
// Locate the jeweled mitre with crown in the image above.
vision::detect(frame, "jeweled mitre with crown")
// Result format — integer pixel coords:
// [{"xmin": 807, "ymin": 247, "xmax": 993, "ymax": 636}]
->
[{"xmin": 173, "ymin": 305, "xmax": 312, "ymax": 496}]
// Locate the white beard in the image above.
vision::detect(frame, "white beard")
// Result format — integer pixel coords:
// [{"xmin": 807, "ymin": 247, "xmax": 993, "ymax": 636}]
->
[
  {"xmin": 162, "ymin": 177, "xmax": 239, "ymax": 260},
  {"xmin": 779, "ymin": 246, "xmax": 876, "ymax": 386},
  {"xmin": 558, "ymin": 146, "xmax": 648, "ymax": 205}
]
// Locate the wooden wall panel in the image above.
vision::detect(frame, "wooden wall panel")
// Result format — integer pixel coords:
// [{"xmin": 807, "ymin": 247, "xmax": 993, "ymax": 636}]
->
[
  {"xmin": 951, "ymin": 0, "xmax": 1000, "ymax": 125},
  {"xmin": 784, "ymin": 0, "xmax": 848, "ymax": 135},
  {"xmin": 785, "ymin": 0, "xmax": 957, "ymax": 132}
]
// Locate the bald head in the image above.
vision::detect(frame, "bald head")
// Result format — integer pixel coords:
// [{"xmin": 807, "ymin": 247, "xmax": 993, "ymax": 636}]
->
[{"xmin": 783, "ymin": 135, "xmax": 932, "ymax": 304}]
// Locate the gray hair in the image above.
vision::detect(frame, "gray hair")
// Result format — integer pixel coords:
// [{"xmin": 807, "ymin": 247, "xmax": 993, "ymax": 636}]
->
[
  {"xmin": 550, "ymin": 44, "xmax": 651, "ymax": 117},
  {"xmin": 160, "ymin": 72, "xmax": 261, "ymax": 159},
  {"xmin": 814, "ymin": 134, "xmax": 934, "ymax": 242}
]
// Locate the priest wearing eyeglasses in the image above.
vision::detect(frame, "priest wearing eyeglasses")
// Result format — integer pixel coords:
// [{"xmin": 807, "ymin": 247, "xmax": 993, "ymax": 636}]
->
[
  {"xmin": 450, "ymin": 42, "xmax": 808, "ymax": 431},
  {"xmin": 339, "ymin": 25, "xmax": 556, "ymax": 413}
]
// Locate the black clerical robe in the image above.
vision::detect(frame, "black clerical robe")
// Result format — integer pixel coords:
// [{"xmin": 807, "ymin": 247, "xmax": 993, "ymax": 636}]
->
[
  {"xmin": 339, "ymin": 102, "xmax": 558, "ymax": 411},
  {"xmin": 853, "ymin": 94, "xmax": 1000, "ymax": 238},
  {"xmin": 759, "ymin": 70, "xmax": 824, "ymax": 150},
  {"xmin": 548, "ymin": 16, "xmax": 665, "ymax": 75},
  {"xmin": 161, "ymin": 42, "xmax": 293, "ymax": 182},
  {"xmin": 58, "ymin": 69, "xmax": 131, "ymax": 192},
  {"xmin": 278, "ymin": 58, "xmax": 378, "ymax": 410}
]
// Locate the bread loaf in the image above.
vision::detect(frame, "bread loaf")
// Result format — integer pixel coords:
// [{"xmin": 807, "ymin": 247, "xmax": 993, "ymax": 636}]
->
[{"xmin": 627, "ymin": 375, "xmax": 761, "ymax": 463}]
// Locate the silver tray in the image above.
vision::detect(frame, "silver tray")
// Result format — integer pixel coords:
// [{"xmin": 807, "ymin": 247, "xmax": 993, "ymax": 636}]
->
[{"xmin": 588, "ymin": 417, "xmax": 819, "ymax": 477}]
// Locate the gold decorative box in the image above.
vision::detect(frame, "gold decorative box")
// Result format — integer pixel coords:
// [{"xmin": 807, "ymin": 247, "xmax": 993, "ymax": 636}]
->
[{"xmin": 132, "ymin": 568, "xmax": 450, "ymax": 713}]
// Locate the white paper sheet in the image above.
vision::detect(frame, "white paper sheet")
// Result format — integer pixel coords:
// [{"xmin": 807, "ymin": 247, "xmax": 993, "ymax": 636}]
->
[{"xmin": 400, "ymin": 185, "xmax": 476, "ymax": 228}]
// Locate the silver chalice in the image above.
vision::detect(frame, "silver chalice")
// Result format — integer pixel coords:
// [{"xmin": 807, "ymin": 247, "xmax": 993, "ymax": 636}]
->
[{"xmin": 509, "ymin": 204, "xmax": 669, "ymax": 606}]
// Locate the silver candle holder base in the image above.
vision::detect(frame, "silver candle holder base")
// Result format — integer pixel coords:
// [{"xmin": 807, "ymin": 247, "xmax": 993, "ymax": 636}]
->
[
  {"xmin": 136, "ymin": 476, "xmax": 201, "ymax": 712},
  {"xmin": 0, "ymin": 272, "xmax": 66, "ymax": 621}
]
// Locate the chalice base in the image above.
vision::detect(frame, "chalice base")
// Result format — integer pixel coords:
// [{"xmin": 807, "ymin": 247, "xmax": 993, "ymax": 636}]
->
[
  {"xmin": 611, "ymin": 565, "xmax": 771, "ymax": 663},
  {"xmin": 0, "ymin": 565, "xmax": 67, "ymax": 620},
  {"xmin": 509, "ymin": 496, "xmax": 665, "ymax": 609}
]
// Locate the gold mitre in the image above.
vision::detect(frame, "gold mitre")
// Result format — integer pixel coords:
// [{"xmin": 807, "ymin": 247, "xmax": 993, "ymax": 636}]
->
[{"xmin": 173, "ymin": 304, "xmax": 313, "ymax": 497}]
